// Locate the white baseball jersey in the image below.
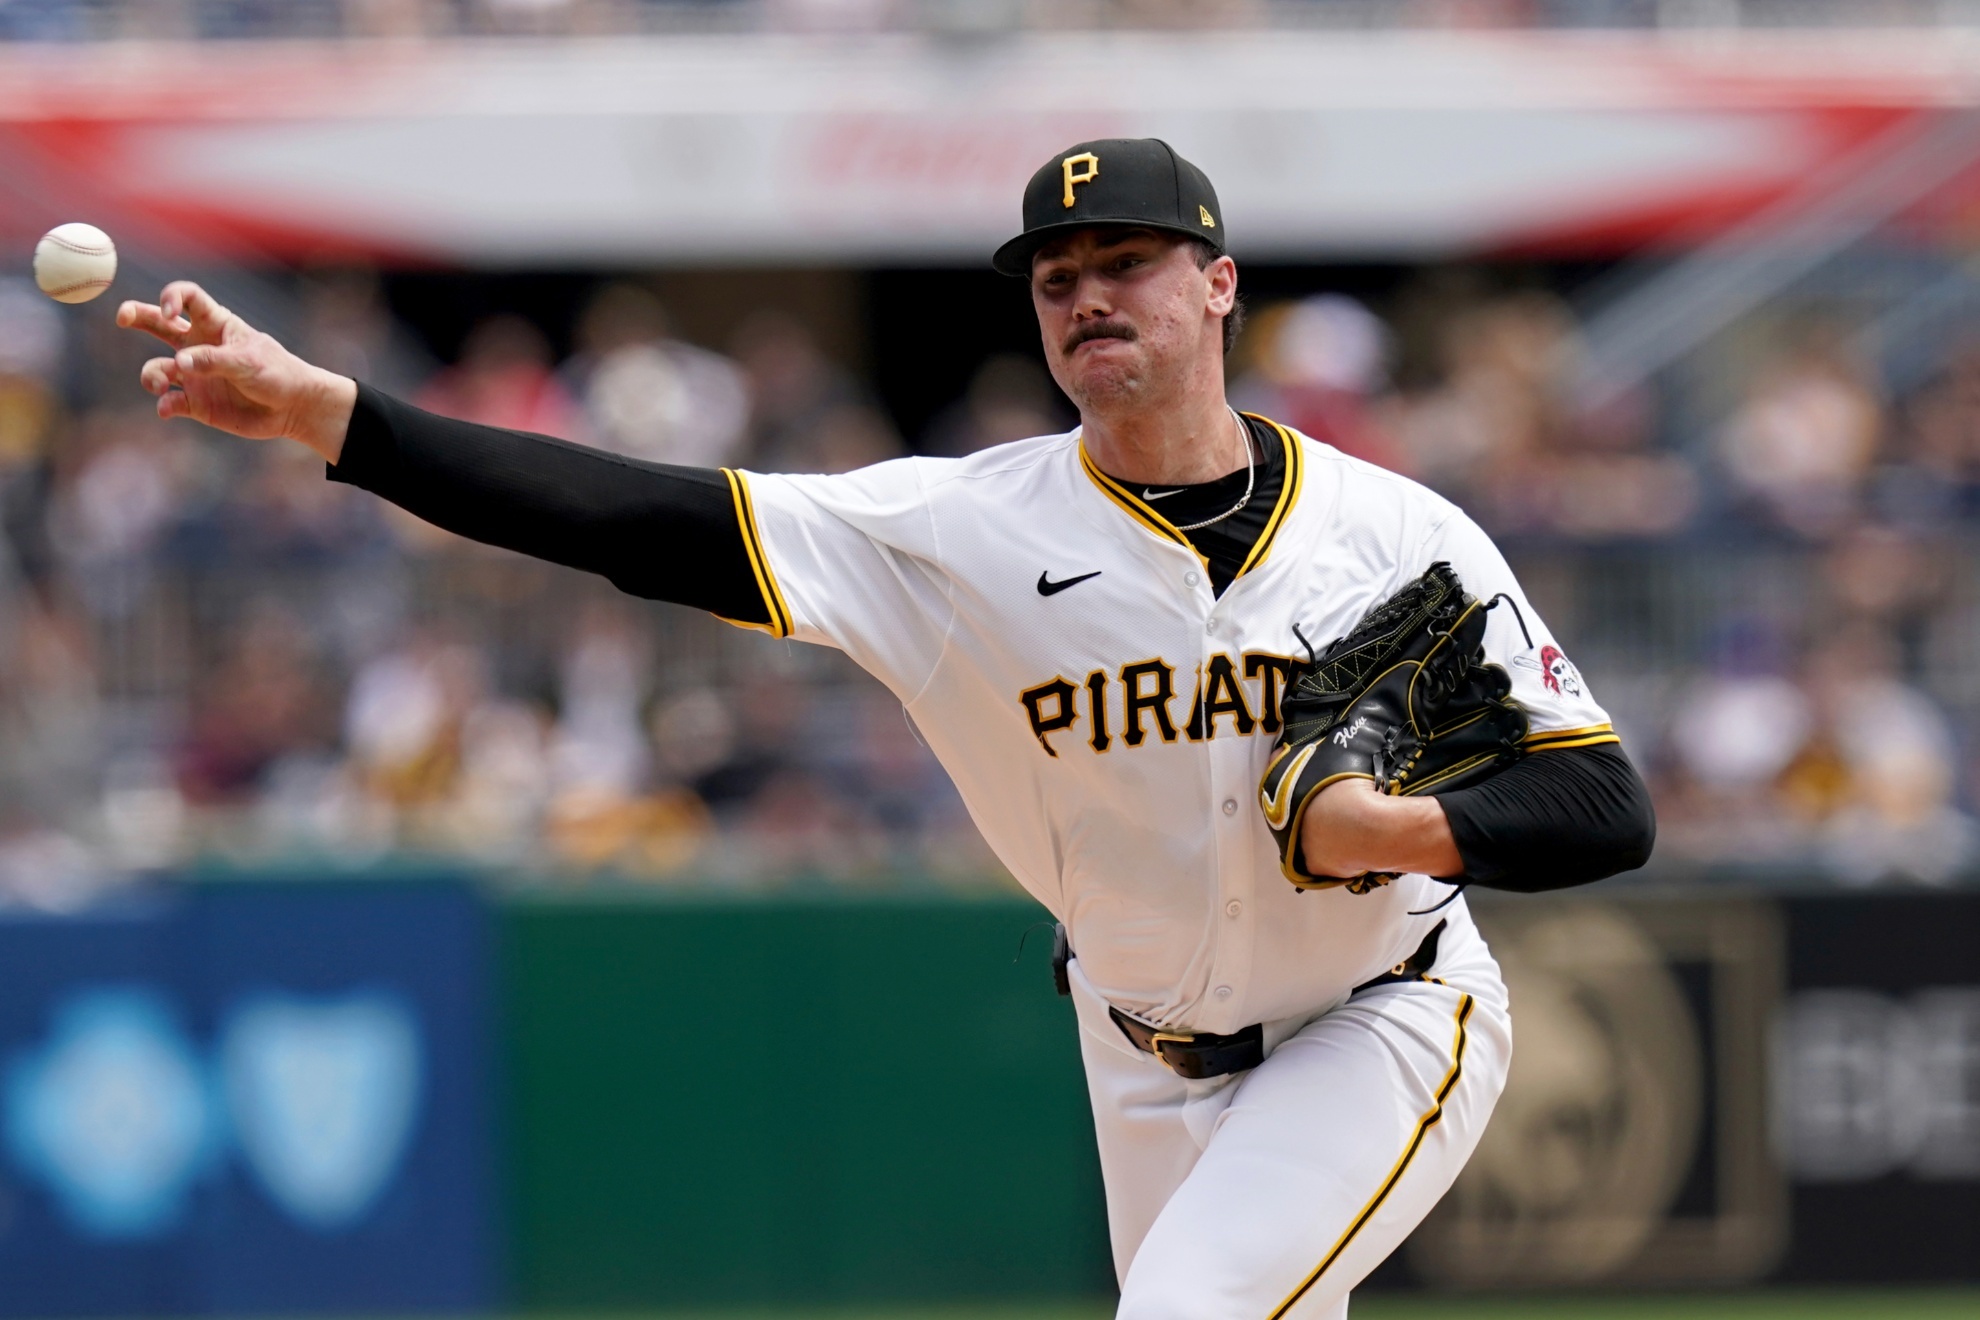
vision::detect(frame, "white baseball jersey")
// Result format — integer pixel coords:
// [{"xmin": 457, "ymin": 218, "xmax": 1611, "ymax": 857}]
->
[{"xmin": 727, "ymin": 419, "xmax": 1614, "ymax": 1033}]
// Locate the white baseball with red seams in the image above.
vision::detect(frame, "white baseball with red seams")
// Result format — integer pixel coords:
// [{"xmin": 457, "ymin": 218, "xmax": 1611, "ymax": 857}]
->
[
  {"xmin": 34, "ymin": 223, "xmax": 118, "ymax": 305},
  {"xmin": 728, "ymin": 422, "xmax": 1620, "ymax": 1317}
]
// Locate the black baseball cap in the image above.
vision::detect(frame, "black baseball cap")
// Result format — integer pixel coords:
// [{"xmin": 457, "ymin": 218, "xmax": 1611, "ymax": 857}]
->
[{"xmin": 992, "ymin": 138, "xmax": 1226, "ymax": 278}]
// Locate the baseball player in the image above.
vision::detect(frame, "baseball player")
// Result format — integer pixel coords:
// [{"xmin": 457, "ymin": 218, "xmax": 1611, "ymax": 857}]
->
[{"xmin": 119, "ymin": 139, "xmax": 1654, "ymax": 1318}]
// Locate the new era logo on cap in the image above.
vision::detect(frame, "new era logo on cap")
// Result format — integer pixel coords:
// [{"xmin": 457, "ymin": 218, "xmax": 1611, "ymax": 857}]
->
[{"xmin": 994, "ymin": 138, "xmax": 1226, "ymax": 277}]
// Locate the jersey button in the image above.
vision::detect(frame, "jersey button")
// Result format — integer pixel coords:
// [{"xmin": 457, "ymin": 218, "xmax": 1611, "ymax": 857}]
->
[
  {"xmin": 1225, "ymin": 900, "xmax": 1242, "ymax": 918},
  {"xmin": 1214, "ymin": 985, "xmax": 1233, "ymax": 1000},
  {"xmin": 1221, "ymin": 798, "xmax": 1237, "ymax": 816},
  {"xmin": 1205, "ymin": 617, "xmax": 1218, "ymax": 633},
  {"xmin": 1184, "ymin": 570, "xmax": 1201, "ymax": 588}
]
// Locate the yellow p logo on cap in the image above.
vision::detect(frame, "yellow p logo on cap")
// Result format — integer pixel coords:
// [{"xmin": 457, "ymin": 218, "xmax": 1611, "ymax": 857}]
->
[{"xmin": 1061, "ymin": 152, "xmax": 1099, "ymax": 208}]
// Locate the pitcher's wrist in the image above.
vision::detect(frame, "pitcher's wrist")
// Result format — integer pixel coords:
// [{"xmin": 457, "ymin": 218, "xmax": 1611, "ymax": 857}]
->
[{"xmin": 295, "ymin": 369, "xmax": 357, "ymax": 464}]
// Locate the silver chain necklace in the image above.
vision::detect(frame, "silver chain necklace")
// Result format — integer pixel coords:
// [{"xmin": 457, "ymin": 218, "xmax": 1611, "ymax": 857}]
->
[{"xmin": 1171, "ymin": 409, "xmax": 1256, "ymax": 533}]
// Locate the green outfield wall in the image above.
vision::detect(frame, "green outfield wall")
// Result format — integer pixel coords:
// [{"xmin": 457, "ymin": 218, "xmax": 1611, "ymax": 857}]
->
[
  {"xmin": 499, "ymin": 888, "xmax": 1980, "ymax": 1309},
  {"xmin": 500, "ymin": 892, "xmax": 1113, "ymax": 1308}
]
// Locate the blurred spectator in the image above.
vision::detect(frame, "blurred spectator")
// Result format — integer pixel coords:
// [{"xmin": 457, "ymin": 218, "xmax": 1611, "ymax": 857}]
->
[
  {"xmin": 651, "ymin": 687, "xmax": 739, "ymax": 790},
  {"xmin": 1721, "ymin": 335, "xmax": 1882, "ymax": 539},
  {"xmin": 567, "ymin": 283, "xmax": 750, "ymax": 467},
  {"xmin": 442, "ymin": 698, "xmax": 551, "ymax": 860},
  {"xmin": 297, "ymin": 267, "xmax": 435, "ymax": 399},
  {"xmin": 343, "ymin": 630, "xmax": 488, "ymax": 815},
  {"xmin": 1670, "ymin": 624, "xmax": 1809, "ymax": 793},
  {"xmin": 1390, "ymin": 290, "xmax": 1573, "ymax": 506},
  {"xmin": 0, "ymin": 823, "xmax": 109, "ymax": 913},
  {"xmin": 463, "ymin": 0, "xmax": 646, "ymax": 34},
  {"xmin": 547, "ymin": 600, "xmax": 652, "ymax": 802},
  {"xmin": 731, "ymin": 310, "xmax": 904, "ymax": 472},
  {"xmin": 48, "ymin": 408, "xmax": 212, "ymax": 617},
  {"xmin": 101, "ymin": 753, "xmax": 189, "ymax": 869},
  {"xmin": 1876, "ymin": 341, "xmax": 1980, "ymax": 529},
  {"xmin": 1660, "ymin": 618, "xmax": 1975, "ymax": 885},
  {"xmin": 0, "ymin": 278, "xmax": 65, "ymax": 478},
  {"xmin": 1233, "ymin": 295, "xmax": 1406, "ymax": 472},
  {"xmin": 0, "ymin": 596, "xmax": 104, "ymax": 828},
  {"xmin": 1822, "ymin": 523, "xmax": 1947, "ymax": 656},
  {"xmin": 417, "ymin": 315, "xmax": 586, "ymax": 441},
  {"xmin": 733, "ymin": 768, "xmax": 885, "ymax": 876},
  {"xmin": 1535, "ymin": 406, "xmax": 1698, "ymax": 540},
  {"xmin": 535, "ymin": 600, "xmax": 722, "ymax": 877},
  {"xmin": 1374, "ymin": 285, "xmax": 1698, "ymax": 538},
  {"xmin": 222, "ymin": 440, "xmax": 384, "ymax": 563},
  {"xmin": 1804, "ymin": 626, "xmax": 1974, "ymax": 885},
  {"xmin": 764, "ymin": 0, "xmax": 898, "ymax": 31},
  {"xmin": 176, "ymin": 605, "xmax": 332, "ymax": 806},
  {"xmin": 194, "ymin": 0, "xmax": 341, "ymax": 38},
  {"xmin": 1661, "ymin": 620, "xmax": 1813, "ymax": 862},
  {"xmin": 341, "ymin": 0, "xmax": 450, "ymax": 37},
  {"xmin": 795, "ymin": 403, "xmax": 904, "ymax": 474},
  {"xmin": 922, "ymin": 354, "xmax": 1070, "ymax": 456}
]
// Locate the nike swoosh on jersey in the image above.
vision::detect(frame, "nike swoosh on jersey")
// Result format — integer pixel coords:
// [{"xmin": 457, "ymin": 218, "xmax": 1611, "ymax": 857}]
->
[
  {"xmin": 1037, "ymin": 570, "xmax": 1103, "ymax": 597},
  {"xmin": 1259, "ymin": 743, "xmax": 1318, "ymax": 829},
  {"xmin": 1142, "ymin": 487, "xmax": 1185, "ymax": 500}
]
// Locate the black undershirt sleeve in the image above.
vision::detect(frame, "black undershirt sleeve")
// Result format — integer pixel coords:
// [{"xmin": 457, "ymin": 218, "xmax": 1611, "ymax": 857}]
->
[
  {"xmin": 327, "ymin": 384, "xmax": 770, "ymax": 625},
  {"xmin": 1435, "ymin": 742, "xmax": 1656, "ymax": 893}
]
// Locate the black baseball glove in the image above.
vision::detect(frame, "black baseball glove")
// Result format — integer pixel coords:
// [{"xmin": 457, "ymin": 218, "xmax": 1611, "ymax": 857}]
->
[{"xmin": 1257, "ymin": 561, "xmax": 1528, "ymax": 891}]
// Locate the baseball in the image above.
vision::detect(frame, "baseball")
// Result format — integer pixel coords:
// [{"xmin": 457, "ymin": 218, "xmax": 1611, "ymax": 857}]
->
[{"xmin": 34, "ymin": 222, "xmax": 118, "ymax": 305}]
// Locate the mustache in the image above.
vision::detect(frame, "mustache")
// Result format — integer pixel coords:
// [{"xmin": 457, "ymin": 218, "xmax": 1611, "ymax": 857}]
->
[{"xmin": 1063, "ymin": 320, "xmax": 1138, "ymax": 355}]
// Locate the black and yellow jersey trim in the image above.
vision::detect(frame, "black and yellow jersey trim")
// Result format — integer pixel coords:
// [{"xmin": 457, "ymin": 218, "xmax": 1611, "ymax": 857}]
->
[
  {"xmin": 1075, "ymin": 415, "xmax": 1302, "ymax": 583},
  {"xmin": 719, "ymin": 469, "xmax": 793, "ymax": 638},
  {"xmin": 1077, "ymin": 443, "xmax": 1207, "ymax": 568},
  {"xmin": 1523, "ymin": 722, "xmax": 1619, "ymax": 752},
  {"xmin": 1233, "ymin": 414, "xmax": 1302, "ymax": 577},
  {"xmin": 1268, "ymin": 993, "xmax": 1475, "ymax": 1320}
]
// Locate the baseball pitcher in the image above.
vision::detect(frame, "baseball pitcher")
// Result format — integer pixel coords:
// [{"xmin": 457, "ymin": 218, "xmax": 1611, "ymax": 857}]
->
[{"xmin": 120, "ymin": 139, "xmax": 1654, "ymax": 1319}]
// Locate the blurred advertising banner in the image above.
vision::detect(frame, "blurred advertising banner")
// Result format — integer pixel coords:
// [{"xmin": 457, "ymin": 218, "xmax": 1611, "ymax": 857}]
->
[
  {"xmin": 1401, "ymin": 891, "xmax": 1979, "ymax": 1292},
  {"xmin": 0, "ymin": 32, "xmax": 1975, "ymax": 265},
  {"xmin": 0, "ymin": 881, "xmax": 497, "ymax": 1316}
]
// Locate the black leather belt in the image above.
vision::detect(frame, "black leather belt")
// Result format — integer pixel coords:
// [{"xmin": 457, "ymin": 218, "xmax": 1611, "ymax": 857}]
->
[
  {"xmin": 1350, "ymin": 918, "xmax": 1446, "ymax": 995},
  {"xmin": 1107, "ymin": 920, "xmax": 1447, "ymax": 1081},
  {"xmin": 1108, "ymin": 1009, "xmax": 1264, "ymax": 1080}
]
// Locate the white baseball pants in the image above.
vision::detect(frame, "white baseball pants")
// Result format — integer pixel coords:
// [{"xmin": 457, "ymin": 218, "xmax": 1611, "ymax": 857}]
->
[{"xmin": 1069, "ymin": 904, "xmax": 1512, "ymax": 1320}]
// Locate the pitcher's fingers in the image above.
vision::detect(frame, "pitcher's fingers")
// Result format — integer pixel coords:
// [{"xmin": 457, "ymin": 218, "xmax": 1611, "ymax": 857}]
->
[
  {"xmin": 158, "ymin": 281, "xmax": 231, "ymax": 336},
  {"xmin": 120, "ymin": 302, "xmax": 194, "ymax": 349},
  {"xmin": 175, "ymin": 343, "xmax": 256, "ymax": 380},
  {"xmin": 139, "ymin": 356, "xmax": 183, "ymax": 395},
  {"xmin": 155, "ymin": 388, "xmax": 194, "ymax": 422}
]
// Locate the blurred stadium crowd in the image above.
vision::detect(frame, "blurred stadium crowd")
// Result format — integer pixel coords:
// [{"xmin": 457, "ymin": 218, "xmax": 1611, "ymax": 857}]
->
[
  {"xmin": 0, "ymin": 0, "xmax": 1966, "ymax": 38},
  {"xmin": 0, "ymin": 260, "xmax": 1973, "ymax": 905}
]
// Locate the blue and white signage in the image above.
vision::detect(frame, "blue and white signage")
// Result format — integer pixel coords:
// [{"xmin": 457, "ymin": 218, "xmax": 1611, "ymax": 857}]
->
[
  {"xmin": 5, "ymin": 988, "xmax": 219, "ymax": 1238},
  {"xmin": 0, "ymin": 882, "xmax": 495, "ymax": 1316},
  {"xmin": 220, "ymin": 991, "xmax": 423, "ymax": 1231}
]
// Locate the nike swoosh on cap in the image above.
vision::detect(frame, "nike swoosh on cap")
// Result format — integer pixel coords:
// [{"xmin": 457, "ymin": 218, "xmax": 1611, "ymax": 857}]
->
[{"xmin": 1037, "ymin": 570, "xmax": 1103, "ymax": 597}]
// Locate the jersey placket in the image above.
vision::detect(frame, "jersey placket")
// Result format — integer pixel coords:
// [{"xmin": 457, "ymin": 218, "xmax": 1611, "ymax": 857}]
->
[
  {"xmin": 1195, "ymin": 585, "xmax": 1259, "ymax": 1029},
  {"xmin": 1172, "ymin": 425, "xmax": 1302, "ymax": 1032},
  {"xmin": 1071, "ymin": 426, "xmax": 1304, "ymax": 1032},
  {"xmin": 1194, "ymin": 571, "xmax": 1261, "ymax": 1034}
]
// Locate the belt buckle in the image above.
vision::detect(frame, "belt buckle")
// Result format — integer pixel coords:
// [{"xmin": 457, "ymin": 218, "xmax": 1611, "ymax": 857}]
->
[{"xmin": 1149, "ymin": 1030, "xmax": 1196, "ymax": 1071}]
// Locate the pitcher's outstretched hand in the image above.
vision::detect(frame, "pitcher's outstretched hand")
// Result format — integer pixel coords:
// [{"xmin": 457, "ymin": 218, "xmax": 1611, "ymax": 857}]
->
[{"xmin": 117, "ymin": 281, "xmax": 356, "ymax": 462}]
